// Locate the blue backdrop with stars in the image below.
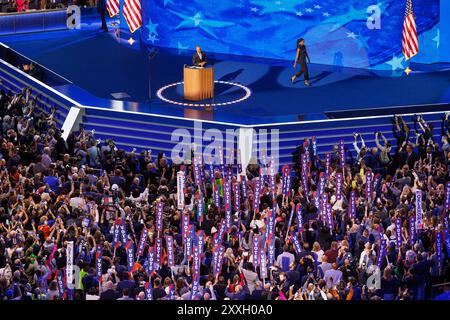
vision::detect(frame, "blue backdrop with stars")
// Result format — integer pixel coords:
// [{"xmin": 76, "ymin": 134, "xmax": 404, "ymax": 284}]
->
[{"xmin": 139, "ymin": 0, "xmax": 440, "ymax": 69}]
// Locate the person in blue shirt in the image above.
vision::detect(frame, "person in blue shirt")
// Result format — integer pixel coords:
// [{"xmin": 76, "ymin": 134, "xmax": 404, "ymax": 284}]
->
[{"xmin": 43, "ymin": 168, "xmax": 59, "ymax": 192}]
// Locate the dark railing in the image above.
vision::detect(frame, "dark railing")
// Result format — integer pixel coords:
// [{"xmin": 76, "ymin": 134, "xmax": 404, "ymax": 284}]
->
[
  {"xmin": 0, "ymin": 9, "xmax": 68, "ymax": 35},
  {"xmin": 430, "ymin": 281, "xmax": 450, "ymax": 300}
]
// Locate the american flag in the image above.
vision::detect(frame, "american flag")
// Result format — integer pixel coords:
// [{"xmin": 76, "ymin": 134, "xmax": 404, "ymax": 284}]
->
[
  {"xmin": 402, "ymin": 0, "xmax": 419, "ymax": 60},
  {"xmin": 123, "ymin": 0, "xmax": 142, "ymax": 33},
  {"xmin": 106, "ymin": 0, "xmax": 120, "ymax": 18}
]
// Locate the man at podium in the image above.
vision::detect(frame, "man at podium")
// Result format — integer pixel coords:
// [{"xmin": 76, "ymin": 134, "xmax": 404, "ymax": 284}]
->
[
  {"xmin": 192, "ymin": 46, "xmax": 207, "ymax": 67},
  {"xmin": 184, "ymin": 45, "xmax": 213, "ymax": 100}
]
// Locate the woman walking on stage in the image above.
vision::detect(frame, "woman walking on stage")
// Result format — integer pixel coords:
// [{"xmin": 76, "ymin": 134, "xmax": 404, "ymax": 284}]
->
[{"xmin": 291, "ymin": 38, "xmax": 311, "ymax": 86}]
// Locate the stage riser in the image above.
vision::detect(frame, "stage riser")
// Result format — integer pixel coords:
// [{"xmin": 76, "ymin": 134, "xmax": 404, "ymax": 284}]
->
[
  {"xmin": 81, "ymin": 122, "xmax": 239, "ymax": 145},
  {"xmin": 259, "ymin": 119, "xmax": 444, "ymax": 141},
  {"xmin": 82, "ymin": 108, "xmax": 240, "ymax": 159},
  {"xmin": 260, "ymin": 131, "xmax": 443, "ymax": 149},
  {"xmin": 0, "ymin": 78, "xmax": 67, "ymax": 126},
  {"xmin": 81, "ymin": 107, "xmax": 449, "ymax": 167},
  {"xmin": 0, "ymin": 59, "xmax": 71, "ymax": 127},
  {"xmin": 83, "ymin": 108, "xmax": 240, "ymax": 131}
]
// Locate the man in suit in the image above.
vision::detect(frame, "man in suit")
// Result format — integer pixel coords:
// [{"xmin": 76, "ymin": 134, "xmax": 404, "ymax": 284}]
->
[
  {"xmin": 402, "ymin": 144, "xmax": 419, "ymax": 168},
  {"xmin": 99, "ymin": 281, "xmax": 120, "ymax": 300},
  {"xmin": 192, "ymin": 46, "xmax": 207, "ymax": 67},
  {"xmin": 97, "ymin": 0, "xmax": 108, "ymax": 32}
]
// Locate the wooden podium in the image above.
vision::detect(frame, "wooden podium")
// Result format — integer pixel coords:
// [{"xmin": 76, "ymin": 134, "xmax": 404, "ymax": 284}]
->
[{"xmin": 184, "ymin": 66, "xmax": 214, "ymax": 101}]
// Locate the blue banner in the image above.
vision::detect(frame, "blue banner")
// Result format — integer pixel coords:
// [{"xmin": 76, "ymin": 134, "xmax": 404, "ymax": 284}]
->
[
  {"xmin": 396, "ymin": 218, "xmax": 402, "ymax": 248},
  {"xmin": 416, "ymin": 190, "xmax": 423, "ymax": 228},
  {"xmin": 295, "ymin": 204, "xmax": 303, "ymax": 233},
  {"xmin": 145, "ymin": 282, "xmax": 153, "ymax": 300},
  {"xmin": 410, "ymin": 216, "xmax": 416, "ymax": 247},
  {"xmin": 96, "ymin": 246, "xmax": 102, "ymax": 280},
  {"xmin": 165, "ymin": 235, "xmax": 175, "ymax": 267},
  {"xmin": 125, "ymin": 240, "xmax": 135, "ymax": 272},
  {"xmin": 233, "ymin": 183, "xmax": 240, "ymax": 211},
  {"xmin": 136, "ymin": 227, "xmax": 148, "ymax": 258},
  {"xmin": 156, "ymin": 202, "xmax": 164, "ymax": 233},
  {"xmin": 336, "ymin": 172, "xmax": 343, "ymax": 201},
  {"xmin": 348, "ymin": 191, "xmax": 356, "ymax": 219},
  {"xmin": 290, "ymin": 232, "xmax": 302, "ymax": 255},
  {"xmin": 377, "ymin": 238, "xmax": 387, "ymax": 267},
  {"xmin": 253, "ymin": 177, "xmax": 262, "ymax": 213},
  {"xmin": 325, "ymin": 153, "xmax": 331, "ymax": 176},
  {"xmin": 252, "ymin": 235, "xmax": 260, "ymax": 266},
  {"xmin": 436, "ymin": 231, "xmax": 442, "ymax": 272},
  {"xmin": 154, "ymin": 237, "xmax": 162, "ymax": 270}
]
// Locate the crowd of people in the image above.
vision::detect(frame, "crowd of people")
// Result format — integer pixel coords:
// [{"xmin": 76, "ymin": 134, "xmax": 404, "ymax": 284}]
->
[
  {"xmin": 0, "ymin": 1, "xmax": 94, "ymax": 13},
  {"xmin": 0, "ymin": 85, "xmax": 449, "ymax": 301}
]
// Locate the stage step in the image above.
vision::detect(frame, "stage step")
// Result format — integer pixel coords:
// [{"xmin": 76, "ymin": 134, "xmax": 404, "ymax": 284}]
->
[
  {"xmin": 79, "ymin": 106, "xmax": 447, "ymax": 168},
  {"xmin": 82, "ymin": 108, "xmax": 239, "ymax": 159}
]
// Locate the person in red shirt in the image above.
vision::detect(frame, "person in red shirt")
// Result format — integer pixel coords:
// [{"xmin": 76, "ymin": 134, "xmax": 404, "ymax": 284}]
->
[
  {"xmin": 227, "ymin": 272, "xmax": 245, "ymax": 293},
  {"xmin": 324, "ymin": 241, "xmax": 339, "ymax": 264},
  {"xmin": 38, "ymin": 218, "xmax": 51, "ymax": 238},
  {"xmin": 16, "ymin": 0, "xmax": 29, "ymax": 12}
]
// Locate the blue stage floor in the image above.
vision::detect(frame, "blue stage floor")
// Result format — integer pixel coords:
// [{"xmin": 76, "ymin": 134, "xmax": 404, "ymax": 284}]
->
[{"xmin": 1, "ymin": 15, "xmax": 450, "ymax": 125}]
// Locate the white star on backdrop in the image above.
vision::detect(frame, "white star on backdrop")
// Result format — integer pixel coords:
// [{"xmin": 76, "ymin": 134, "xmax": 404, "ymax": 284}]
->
[
  {"xmin": 172, "ymin": 10, "xmax": 234, "ymax": 40},
  {"xmin": 328, "ymin": 6, "xmax": 368, "ymax": 32},
  {"xmin": 146, "ymin": 19, "xmax": 159, "ymax": 36},
  {"xmin": 386, "ymin": 55, "xmax": 405, "ymax": 70},
  {"xmin": 296, "ymin": 11, "xmax": 303, "ymax": 16},
  {"xmin": 249, "ymin": 0, "xmax": 300, "ymax": 15},
  {"xmin": 192, "ymin": 12, "xmax": 202, "ymax": 26},
  {"xmin": 376, "ymin": 1, "xmax": 390, "ymax": 17},
  {"xmin": 147, "ymin": 34, "xmax": 159, "ymax": 44},
  {"xmin": 433, "ymin": 30, "xmax": 440, "ymax": 48},
  {"xmin": 323, "ymin": 12, "xmax": 330, "ymax": 17},
  {"xmin": 346, "ymin": 32, "xmax": 357, "ymax": 39},
  {"xmin": 250, "ymin": 7, "xmax": 259, "ymax": 12},
  {"xmin": 177, "ymin": 41, "xmax": 189, "ymax": 53},
  {"xmin": 357, "ymin": 34, "xmax": 371, "ymax": 50}
]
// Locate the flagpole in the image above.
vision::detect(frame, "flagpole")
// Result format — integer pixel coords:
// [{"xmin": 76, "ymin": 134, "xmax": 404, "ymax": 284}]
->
[{"xmin": 117, "ymin": 2, "xmax": 121, "ymax": 42}]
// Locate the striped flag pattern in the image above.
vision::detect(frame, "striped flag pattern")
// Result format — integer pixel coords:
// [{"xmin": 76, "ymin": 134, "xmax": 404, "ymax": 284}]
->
[
  {"xmin": 402, "ymin": 0, "xmax": 419, "ymax": 60},
  {"xmin": 123, "ymin": 0, "xmax": 142, "ymax": 33},
  {"xmin": 106, "ymin": 0, "xmax": 120, "ymax": 18}
]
